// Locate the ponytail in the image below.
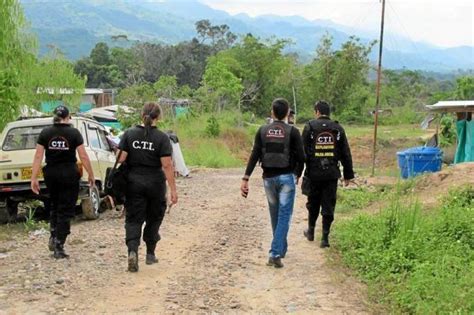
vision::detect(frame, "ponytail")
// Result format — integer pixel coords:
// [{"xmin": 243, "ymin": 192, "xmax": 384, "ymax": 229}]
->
[
  {"xmin": 142, "ymin": 102, "xmax": 162, "ymax": 137},
  {"xmin": 52, "ymin": 105, "xmax": 70, "ymax": 124}
]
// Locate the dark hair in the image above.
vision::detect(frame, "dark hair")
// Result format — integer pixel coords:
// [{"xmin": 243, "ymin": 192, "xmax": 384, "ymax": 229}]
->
[
  {"xmin": 53, "ymin": 105, "xmax": 70, "ymax": 123},
  {"xmin": 142, "ymin": 102, "xmax": 162, "ymax": 136},
  {"xmin": 272, "ymin": 98, "xmax": 290, "ymax": 121},
  {"xmin": 314, "ymin": 100, "xmax": 330, "ymax": 116}
]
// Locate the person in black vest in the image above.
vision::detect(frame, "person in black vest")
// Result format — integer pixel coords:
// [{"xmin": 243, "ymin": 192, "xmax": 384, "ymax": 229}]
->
[
  {"xmin": 302, "ymin": 100, "xmax": 354, "ymax": 248},
  {"xmin": 241, "ymin": 98, "xmax": 305, "ymax": 268},
  {"xmin": 31, "ymin": 105, "xmax": 95, "ymax": 259},
  {"xmin": 117, "ymin": 102, "xmax": 178, "ymax": 272}
]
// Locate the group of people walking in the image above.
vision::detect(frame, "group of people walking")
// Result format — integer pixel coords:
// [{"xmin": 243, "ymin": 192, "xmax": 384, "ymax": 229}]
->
[
  {"xmin": 30, "ymin": 98, "xmax": 352, "ymax": 272},
  {"xmin": 241, "ymin": 98, "xmax": 353, "ymax": 268},
  {"xmin": 31, "ymin": 103, "xmax": 178, "ymax": 272}
]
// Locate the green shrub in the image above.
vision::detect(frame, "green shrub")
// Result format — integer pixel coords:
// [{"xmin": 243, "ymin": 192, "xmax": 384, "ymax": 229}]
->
[
  {"xmin": 334, "ymin": 186, "xmax": 474, "ymax": 313},
  {"xmin": 205, "ymin": 115, "xmax": 221, "ymax": 137},
  {"xmin": 439, "ymin": 115, "xmax": 457, "ymax": 147},
  {"xmin": 380, "ymin": 105, "xmax": 423, "ymax": 126}
]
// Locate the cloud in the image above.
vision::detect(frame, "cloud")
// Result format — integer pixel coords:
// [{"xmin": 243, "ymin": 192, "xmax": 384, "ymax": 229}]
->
[{"xmin": 202, "ymin": 0, "xmax": 473, "ymax": 47}]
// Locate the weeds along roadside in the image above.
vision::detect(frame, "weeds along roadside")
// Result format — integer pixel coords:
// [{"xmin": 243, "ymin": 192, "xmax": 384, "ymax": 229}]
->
[
  {"xmin": 332, "ymin": 185, "xmax": 474, "ymax": 314},
  {"xmin": 159, "ymin": 111, "xmax": 259, "ymax": 168}
]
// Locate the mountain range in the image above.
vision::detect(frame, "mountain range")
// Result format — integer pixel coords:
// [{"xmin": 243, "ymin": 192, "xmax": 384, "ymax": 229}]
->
[{"xmin": 21, "ymin": 0, "xmax": 473, "ymax": 72}]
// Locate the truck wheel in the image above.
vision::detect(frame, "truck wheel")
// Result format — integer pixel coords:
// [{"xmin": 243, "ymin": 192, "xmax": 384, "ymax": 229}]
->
[
  {"xmin": 0, "ymin": 199, "xmax": 18, "ymax": 224},
  {"xmin": 81, "ymin": 186, "xmax": 100, "ymax": 220},
  {"xmin": 0, "ymin": 205, "xmax": 8, "ymax": 224}
]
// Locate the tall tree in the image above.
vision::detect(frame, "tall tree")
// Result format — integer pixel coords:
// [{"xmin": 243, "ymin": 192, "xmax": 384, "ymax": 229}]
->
[
  {"xmin": 25, "ymin": 49, "xmax": 85, "ymax": 111},
  {"xmin": 153, "ymin": 75, "xmax": 178, "ymax": 98},
  {"xmin": 213, "ymin": 35, "xmax": 293, "ymax": 115},
  {"xmin": 0, "ymin": 0, "xmax": 35, "ymax": 128},
  {"xmin": 299, "ymin": 35, "xmax": 375, "ymax": 116},
  {"xmin": 74, "ymin": 42, "xmax": 121, "ymax": 88},
  {"xmin": 454, "ymin": 76, "xmax": 474, "ymax": 100},
  {"xmin": 195, "ymin": 19, "xmax": 237, "ymax": 51},
  {"xmin": 201, "ymin": 58, "xmax": 243, "ymax": 112}
]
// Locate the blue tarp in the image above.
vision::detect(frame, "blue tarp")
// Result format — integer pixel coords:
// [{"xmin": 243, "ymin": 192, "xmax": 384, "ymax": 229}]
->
[{"xmin": 454, "ymin": 120, "xmax": 474, "ymax": 163}]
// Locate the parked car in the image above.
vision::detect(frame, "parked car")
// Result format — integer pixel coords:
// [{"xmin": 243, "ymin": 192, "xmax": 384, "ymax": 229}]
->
[{"xmin": 0, "ymin": 115, "xmax": 116, "ymax": 223}]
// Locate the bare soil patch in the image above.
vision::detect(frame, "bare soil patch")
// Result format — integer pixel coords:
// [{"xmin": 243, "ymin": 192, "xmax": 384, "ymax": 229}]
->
[{"xmin": 0, "ymin": 169, "xmax": 368, "ymax": 314}]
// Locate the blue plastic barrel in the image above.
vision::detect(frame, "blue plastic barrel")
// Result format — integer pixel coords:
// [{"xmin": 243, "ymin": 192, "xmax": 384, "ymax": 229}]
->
[{"xmin": 396, "ymin": 147, "xmax": 443, "ymax": 179}]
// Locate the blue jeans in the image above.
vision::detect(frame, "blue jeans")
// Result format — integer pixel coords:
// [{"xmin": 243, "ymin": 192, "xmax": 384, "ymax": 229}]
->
[{"xmin": 263, "ymin": 173, "xmax": 296, "ymax": 258}]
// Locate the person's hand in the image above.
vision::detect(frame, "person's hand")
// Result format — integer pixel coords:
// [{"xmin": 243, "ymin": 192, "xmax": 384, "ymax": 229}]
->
[
  {"xmin": 170, "ymin": 190, "xmax": 178, "ymax": 205},
  {"xmin": 88, "ymin": 175, "xmax": 95, "ymax": 188},
  {"xmin": 296, "ymin": 177, "xmax": 300, "ymax": 185},
  {"xmin": 241, "ymin": 180, "xmax": 249, "ymax": 198},
  {"xmin": 31, "ymin": 178, "xmax": 40, "ymax": 195},
  {"xmin": 343, "ymin": 179, "xmax": 351, "ymax": 187}
]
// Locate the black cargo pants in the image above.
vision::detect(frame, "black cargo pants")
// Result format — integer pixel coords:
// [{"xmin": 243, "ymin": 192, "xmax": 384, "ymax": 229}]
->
[
  {"xmin": 125, "ymin": 170, "xmax": 167, "ymax": 253},
  {"xmin": 305, "ymin": 179, "xmax": 338, "ymax": 233},
  {"xmin": 44, "ymin": 163, "xmax": 80, "ymax": 243}
]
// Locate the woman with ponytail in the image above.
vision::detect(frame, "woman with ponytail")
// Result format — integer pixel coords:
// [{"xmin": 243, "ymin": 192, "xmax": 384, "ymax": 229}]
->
[
  {"xmin": 117, "ymin": 102, "xmax": 178, "ymax": 272},
  {"xmin": 31, "ymin": 105, "xmax": 95, "ymax": 259}
]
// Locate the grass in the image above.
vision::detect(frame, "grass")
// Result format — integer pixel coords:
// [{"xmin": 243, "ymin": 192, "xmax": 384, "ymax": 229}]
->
[
  {"xmin": 344, "ymin": 124, "xmax": 430, "ymax": 140},
  {"xmin": 159, "ymin": 111, "xmax": 257, "ymax": 168},
  {"xmin": 181, "ymin": 140, "xmax": 242, "ymax": 168},
  {"xmin": 160, "ymin": 110, "xmax": 430, "ymax": 170},
  {"xmin": 337, "ymin": 187, "xmax": 385, "ymax": 213},
  {"xmin": 333, "ymin": 185, "xmax": 474, "ymax": 313}
]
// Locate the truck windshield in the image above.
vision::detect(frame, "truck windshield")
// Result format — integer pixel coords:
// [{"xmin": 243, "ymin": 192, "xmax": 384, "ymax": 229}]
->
[{"xmin": 2, "ymin": 125, "xmax": 51, "ymax": 151}]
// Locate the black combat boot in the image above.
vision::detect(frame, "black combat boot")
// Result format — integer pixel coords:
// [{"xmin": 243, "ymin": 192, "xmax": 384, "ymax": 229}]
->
[
  {"xmin": 303, "ymin": 226, "xmax": 315, "ymax": 241},
  {"xmin": 48, "ymin": 236, "xmax": 55, "ymax": 252},
  {"xmin": 53, "ymin": 240, "xmax": 69, "ymax": 259},
  {"xmin": 320, "ymin": 231, "xmax": 330, "ymax": 248},
  {"xmin": 128, "ymin": 250, "xmax": 139, "ymax": 272},
  {"xmin": 49, "ymin": 228, "xmax": 56, "ymax": 251},
  {"xmin": 145, "ymin": 243, "xmax": 158, "ymax": 265}
]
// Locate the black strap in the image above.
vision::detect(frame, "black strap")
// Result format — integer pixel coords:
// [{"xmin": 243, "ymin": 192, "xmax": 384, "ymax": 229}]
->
[{"xmin": 111, "ymin": 149, "xmax": 123, "ymax": 171}]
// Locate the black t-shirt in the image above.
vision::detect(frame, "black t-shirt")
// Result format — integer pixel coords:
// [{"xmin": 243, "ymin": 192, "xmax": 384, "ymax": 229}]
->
[
  {"xmin": 37, "ymin": 124, "xmax": 84, "ymax": 165},
  {"xmin": 119, "ymin": 126, "xmax": 172, "ymax": 169}
]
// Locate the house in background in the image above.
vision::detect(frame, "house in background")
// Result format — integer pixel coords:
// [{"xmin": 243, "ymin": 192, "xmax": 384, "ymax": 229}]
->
[
  {"xmin": 158, "ymin": 97, "xmax": 190, "ymax": 118},
  {"xmin": 426, "ymin": 100, "xmax": 474, "ymax": 163},
  {"xmin": 79, "ymin": 88, "xmax": 115, "ymax": 112},
  {"xmin": 39, "ymin": 88, "xmax": 115, "ymax": 113}
]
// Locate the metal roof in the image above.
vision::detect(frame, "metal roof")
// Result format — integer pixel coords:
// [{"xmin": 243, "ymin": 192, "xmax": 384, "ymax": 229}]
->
[
  {"xmin": 426, "ymin": 100, "xmax": 474, "ymax": 112},
  {"xmin": 84, "ymin": 88, "xmax": 105, "ymax": 95},
  {"xmin": 6, "ymin": 116, "xmax": 99, "ymax": 129},
  {"xmin": 36, "ymin": 88, "xmax": 108, "ymax": 95}
]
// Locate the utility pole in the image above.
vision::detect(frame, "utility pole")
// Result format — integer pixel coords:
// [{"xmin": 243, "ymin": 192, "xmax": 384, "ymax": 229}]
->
[
  {"xmin": 371, "ymin": 0, "xmax": 386, "ymax": 176},
  {"xmin": 292, "ymin": 84, "xmax": 297, "ymax": 116}
]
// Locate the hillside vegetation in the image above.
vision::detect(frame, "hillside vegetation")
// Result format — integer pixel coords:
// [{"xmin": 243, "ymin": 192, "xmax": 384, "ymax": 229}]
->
[{"xmin": 19, "ymin": 0, "xmax": 474, "ymax": 71}]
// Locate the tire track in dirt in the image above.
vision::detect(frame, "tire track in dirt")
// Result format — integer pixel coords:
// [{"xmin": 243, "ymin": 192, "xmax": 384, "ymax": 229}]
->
[{"xmin": 0, "ymin": 168, "xmax": 368, "ymax": 314}]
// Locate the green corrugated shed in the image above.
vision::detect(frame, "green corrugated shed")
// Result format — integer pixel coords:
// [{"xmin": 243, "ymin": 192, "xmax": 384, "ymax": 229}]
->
[
  {"xmin": 426, "ymin": 101, "xmax": 473, "ymax": 164},
  {"xmin": 40, "ymin": 101, "xmax": 62, "ymax": 113},
  {"xmin": 454, "ymin": 120, "xmax": 474, "ymax": 163}
]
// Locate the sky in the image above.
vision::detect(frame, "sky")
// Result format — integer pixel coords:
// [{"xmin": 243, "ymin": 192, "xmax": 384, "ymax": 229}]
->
[{"xmin": 202, "ymin": 0, "xmax": 474, "ymax": 48}]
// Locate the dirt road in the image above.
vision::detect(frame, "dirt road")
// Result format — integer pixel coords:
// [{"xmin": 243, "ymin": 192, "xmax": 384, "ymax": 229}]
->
[{"xmin": 0, "ymin": 169, "xmax": 368, "ymax": 314}]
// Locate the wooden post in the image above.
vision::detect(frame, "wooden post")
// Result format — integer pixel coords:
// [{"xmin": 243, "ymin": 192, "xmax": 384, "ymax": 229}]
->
[{"xmin": 371, "ymin": 0, "xmax": 386, "ymax": 176}]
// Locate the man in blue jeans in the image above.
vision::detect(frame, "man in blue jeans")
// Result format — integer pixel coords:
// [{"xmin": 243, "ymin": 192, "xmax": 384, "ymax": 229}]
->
[{"xmin": 241, "ymin": 98, "xmax": 305, "ymax": 268}]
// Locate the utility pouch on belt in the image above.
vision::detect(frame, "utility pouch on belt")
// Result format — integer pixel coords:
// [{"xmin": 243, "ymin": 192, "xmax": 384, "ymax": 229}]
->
[{"xmin": 105, "ymin": 150, "xmax": 128, "ymax": 202}]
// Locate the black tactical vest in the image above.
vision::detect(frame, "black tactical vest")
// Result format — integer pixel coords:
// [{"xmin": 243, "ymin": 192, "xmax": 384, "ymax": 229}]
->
[
  {"xmin": 260, "ymin": 121, "xmax": 293, "ymax": 168},
  {"xmin": 306, "ymin": 119, "xmax": 341, "ymax": 180}
]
